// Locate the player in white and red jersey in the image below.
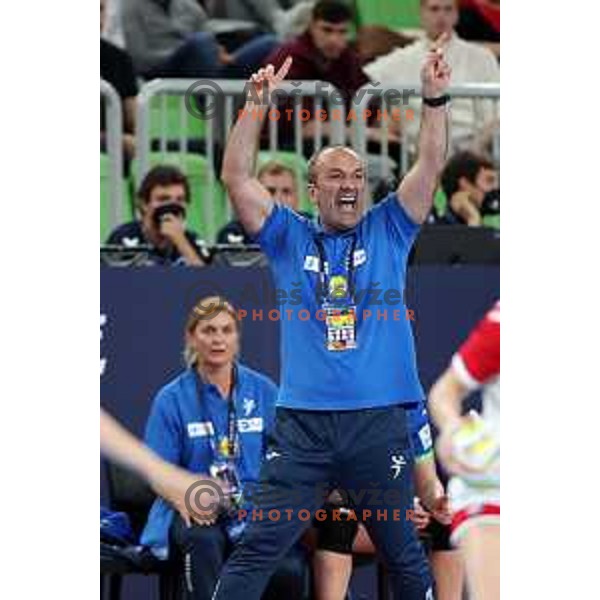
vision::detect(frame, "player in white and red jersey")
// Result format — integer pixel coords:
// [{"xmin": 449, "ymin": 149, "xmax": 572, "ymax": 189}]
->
[{"xmin": 429, "ymin": 301, "xmax": 500, "ymax": 600}]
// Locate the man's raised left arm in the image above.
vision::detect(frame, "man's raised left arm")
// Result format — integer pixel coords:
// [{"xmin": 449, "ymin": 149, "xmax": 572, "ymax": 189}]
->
[{"xmin": 398, "ymin": 33, "xmax": 452, "ymax": 224}]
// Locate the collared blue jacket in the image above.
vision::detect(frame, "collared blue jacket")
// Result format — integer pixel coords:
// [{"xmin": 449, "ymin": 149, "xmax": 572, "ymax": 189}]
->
[{"xmin": 140, "ymin": 363, "xmax": 278, "ymax": 557}]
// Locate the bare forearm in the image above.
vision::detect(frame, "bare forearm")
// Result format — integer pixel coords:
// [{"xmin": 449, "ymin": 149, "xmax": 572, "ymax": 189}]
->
[
  {"xmin": 428, "ymin": 370, "xmax": 465, "ymax": 433},
  {"xmin": 100, "ymin": 409, "xmax": 162, "ymax": 480},
  {"xmin": 221, "ymin": 60, "xmax": 292, "ymax": 233},
  {"xmin": 221, "ymin": 100, "xmax": 275, "ymax": 233},
  {"xmin": 397, "ymin": 35, "xmax": 451, "ymax": 223},
  {"xmin": 398, "ymin": 104, "xmax": 448, "ymax": 222},
  {"xmin": 417, "ymin": 104, "xmax": 448, "ymax": 179},
  {"xmin": 222, "ymin": 100, "xmax": 267, "ymax": 187},
  {"xmin": 414, "ymin": 457, "xmax": 443, "ymax": 505}
]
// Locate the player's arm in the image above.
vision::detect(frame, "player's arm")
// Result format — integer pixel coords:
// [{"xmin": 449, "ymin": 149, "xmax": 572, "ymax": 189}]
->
[
  {"xmin": 100, "ymin": 409, "xmax": 199, "ymax": 525},
  {"xmin": 101, "ymin": 408, "xmax": 226, "ymax": 526},
  {"xmin": 407, "ymin": 403, "xmax": 451, "ymax": 523},
  {"xmin": 221, "ymin": 58, "xmax": 292, "ymax": 235},
  {"xmin": 429, "ymin": 366, "xmax": 474, "ymax": 478},
  {"xmin": 428, "ymin": 368, "xmax": 469, "ymax": 435},
  {"xmin": 413, "ymin": 456, "xmax": 452, "ymax": 525},
  {"xmin": 100, "ymin": 408, "xmax": 163, "ymax": 478},
  {"xmin": 398, "ymin": 33, "xmax": 451, "ymax": 224},
  {"xmin": 430, "ymin": 303, "xmax": 500, "ymax": 434}
]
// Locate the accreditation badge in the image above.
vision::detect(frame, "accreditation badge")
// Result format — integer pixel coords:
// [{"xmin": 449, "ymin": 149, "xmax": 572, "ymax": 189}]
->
[
  {"xmin": 325, "ymin": 304, "xmax": 357, "ymax": 351},
  {"xmin": 210, "ymin": 462, "xmax": 243, "ymax": 509}
]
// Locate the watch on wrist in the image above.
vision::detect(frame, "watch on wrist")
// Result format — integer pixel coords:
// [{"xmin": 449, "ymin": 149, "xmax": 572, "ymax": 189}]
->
[{"xmin": 422, "ymin": 94, "xmax": 450, "ymax": 107}]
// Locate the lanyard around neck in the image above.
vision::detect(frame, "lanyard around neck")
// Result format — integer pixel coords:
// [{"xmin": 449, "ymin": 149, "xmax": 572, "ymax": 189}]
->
[
  {"xmin": 196, "ymin": 365, "xmax": 238, "ymax": 462},
  {"xmin": 313, "ymin": 233, "xmax": 357, "ymax": 303}
]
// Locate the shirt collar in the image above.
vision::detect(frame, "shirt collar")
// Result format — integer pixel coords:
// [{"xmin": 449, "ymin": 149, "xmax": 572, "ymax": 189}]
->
[
  {"xmin": 314, "ymin": 215, "xmax": 361, "ymax": 238},
  {"xmin": 192, "ymin": 363, "xmax": 240, "ymax": 399}
]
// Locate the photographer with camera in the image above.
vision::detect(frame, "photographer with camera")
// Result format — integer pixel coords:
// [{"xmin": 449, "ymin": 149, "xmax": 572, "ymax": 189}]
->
[
  {"xmin": 140, "ymin": 296, "xmax": 307, "ymax": 600},
  {"xmin": 105, "ymin": 165, "xmax": 210, "ymax": 266}
]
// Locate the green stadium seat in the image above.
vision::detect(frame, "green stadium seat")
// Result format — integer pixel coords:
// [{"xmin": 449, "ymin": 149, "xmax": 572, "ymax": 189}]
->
[
  {"xmin": 149, "ymin": 94, "xmax": 206, "ymax": 143},
  {"xmin": 257, "ymin": 151, "xmax": 313, "ymax": 216},
  {"xmin": 482, "ymin": 214, "xmax": 500, "ymax": 230},
  {"xmin": 434, "ymin": 187, "xmax": 448, "ymax": 217},
  {"xmin": 131, "ymin": 153, "xmax": 226, "ymax": 243},
  {"xmin": 355, "ymin": 0, "xmax": 421, "ymax": 31}
]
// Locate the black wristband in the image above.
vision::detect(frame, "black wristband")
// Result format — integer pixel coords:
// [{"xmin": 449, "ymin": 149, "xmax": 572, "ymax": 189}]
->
[{"xmin": 423, "ymin": 94, "xmax": 450, "ymax": 107}]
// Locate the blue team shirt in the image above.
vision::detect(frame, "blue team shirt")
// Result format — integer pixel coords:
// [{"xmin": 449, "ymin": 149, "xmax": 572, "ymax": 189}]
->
[
  {"xmin": 258, "ymin": 193, "xmax": 425, "ymax": 410},
  {"xmin": 140, "ymin": 363, "xmax": 278, "ymax": 557}
]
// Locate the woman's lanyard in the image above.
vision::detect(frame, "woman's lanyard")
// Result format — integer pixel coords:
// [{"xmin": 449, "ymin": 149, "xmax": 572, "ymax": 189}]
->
[
  {"xmin": 198, "ymin": 366, "xmax": 239, "ymax": 464},
  {"xmin": 224, "ymin": 385, "xmax": 238, "ymax": 462},
  {"xmin": 313, "ymin": 233, "xmax": 358, "ymax": 305}
]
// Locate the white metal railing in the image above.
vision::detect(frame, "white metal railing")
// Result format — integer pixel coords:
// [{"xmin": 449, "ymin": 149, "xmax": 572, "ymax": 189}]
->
[
  {"xmin": 135, "ymin": 79, "xmax": 346, "ymax": 240},
  {"xmin": 351, "ymin": 82, "xmax": 500, "ymax": 180},
  {"xmin": 100, "ymin": 80, "xmax": 500, "ymax": 243},
  {"xmin": 101, "ymin": 79, "xmax": 125, "ymax": 231}
]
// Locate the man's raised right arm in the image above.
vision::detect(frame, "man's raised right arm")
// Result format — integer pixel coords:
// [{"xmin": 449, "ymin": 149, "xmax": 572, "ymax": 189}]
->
[{"xmin": 221, "ymin": 59, "xmax": 292, "ymax": 235}]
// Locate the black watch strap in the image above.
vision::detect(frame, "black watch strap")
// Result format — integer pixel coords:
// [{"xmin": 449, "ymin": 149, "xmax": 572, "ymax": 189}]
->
[{"xmin": 422, "ymin": 94, "xmax": 450, "ymax": 107}]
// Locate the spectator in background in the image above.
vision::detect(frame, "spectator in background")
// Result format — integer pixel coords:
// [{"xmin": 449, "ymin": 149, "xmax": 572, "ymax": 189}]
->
[
  {"xmin": 101, "ymin": 0, "xmax": 125, "ymax": 49},
  {"xmin": 355, "ymin": 25, "xmax": 415, "ymax": 66},
  {"xmin": 100, "ymin": 0, "xmax": 137, "ymax": 159},
  {"xmin": 205, "ymin": 0, "xmax": 315, "ymax": 40},
  {"xmin": 439, "ymin": 151, "xmax": 499, "ymax": 226},
  {"xmin": 456, "ymin": 0, "xmax": 500, "ymax": 59},
  {"xmin": 121, "ymin": 0, "xmax": 277, "ymax": 79},
  {"xmin": 140, "ymin": 297, "xmax": 307, "ymax": 600},
  {"xmin": 106, "ymin": 165, "xmax": 209, "ymax": 266},
  {"xmin": 217, "ymin": 161, "xmax": 310, "ymax": 244},
  {"xmin": 364, "ymin": 0, "xmax": 499, "ymax": 155},
  {"xmin": 262, "ymin": 1, "xmax": 399, "ymax": 148}
]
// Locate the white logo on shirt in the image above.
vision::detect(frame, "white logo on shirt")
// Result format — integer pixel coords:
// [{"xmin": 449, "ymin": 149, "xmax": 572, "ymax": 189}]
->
[
  {"xmin": 304, "ymin": 251, "xmax": 365, "ymax": 272},
  {"xmin": 187, "ymin": 422, "xmax": 214, "ymax": 438},
  {"xmin": 265, "ymin": 449, "xmax": 282, "ymax": 461},
  {"xmin": 237, "ymin": 417, "xmax": 263, "ymax": 433},
  {"xmin": 390, "ymin": 454, "xmax": 407, "ymax": 479},
  {"xmin": 303, "ymin": 255, "xmax": 321, "ymax": 272},
  {"xmin": 353, "ymin": 249, "xmax": 367, "ymax": 266},
  {"xmin": 242, "ymin": 397, "xmax": 256, "ymax": 417},
  {"xmin": 418, "ymin": 425, "xmax": 432, "ymax": 452},
  {"xmin": 122, "ymin": 237, "xmax": 140, "ymax": 247},
  {"xmin": 227, "ymin": 233, "xmax": 245, "ymax": 244}
]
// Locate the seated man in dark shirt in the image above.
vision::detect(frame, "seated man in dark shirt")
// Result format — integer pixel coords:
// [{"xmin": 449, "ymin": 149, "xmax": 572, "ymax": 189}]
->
[
  {"xmin": 262, "ymin": 0, "xmax": 399, "ymax": 149},
  {"xmin": 100, "ymin": 0, "xmax": 137, "ymax": 158},
  {"xmin": 106, "ymin": 165, "xmax": 209, "ymax": 266},
  {"xmin": 217, "ymin": 160, "xmax": 311, "ymax": 244}
]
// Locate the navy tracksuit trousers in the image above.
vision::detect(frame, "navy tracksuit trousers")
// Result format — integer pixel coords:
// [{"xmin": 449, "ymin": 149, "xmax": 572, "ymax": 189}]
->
[{"xmin": 212, "ymin": 405, "xmax": 433, "ymax": 600}]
